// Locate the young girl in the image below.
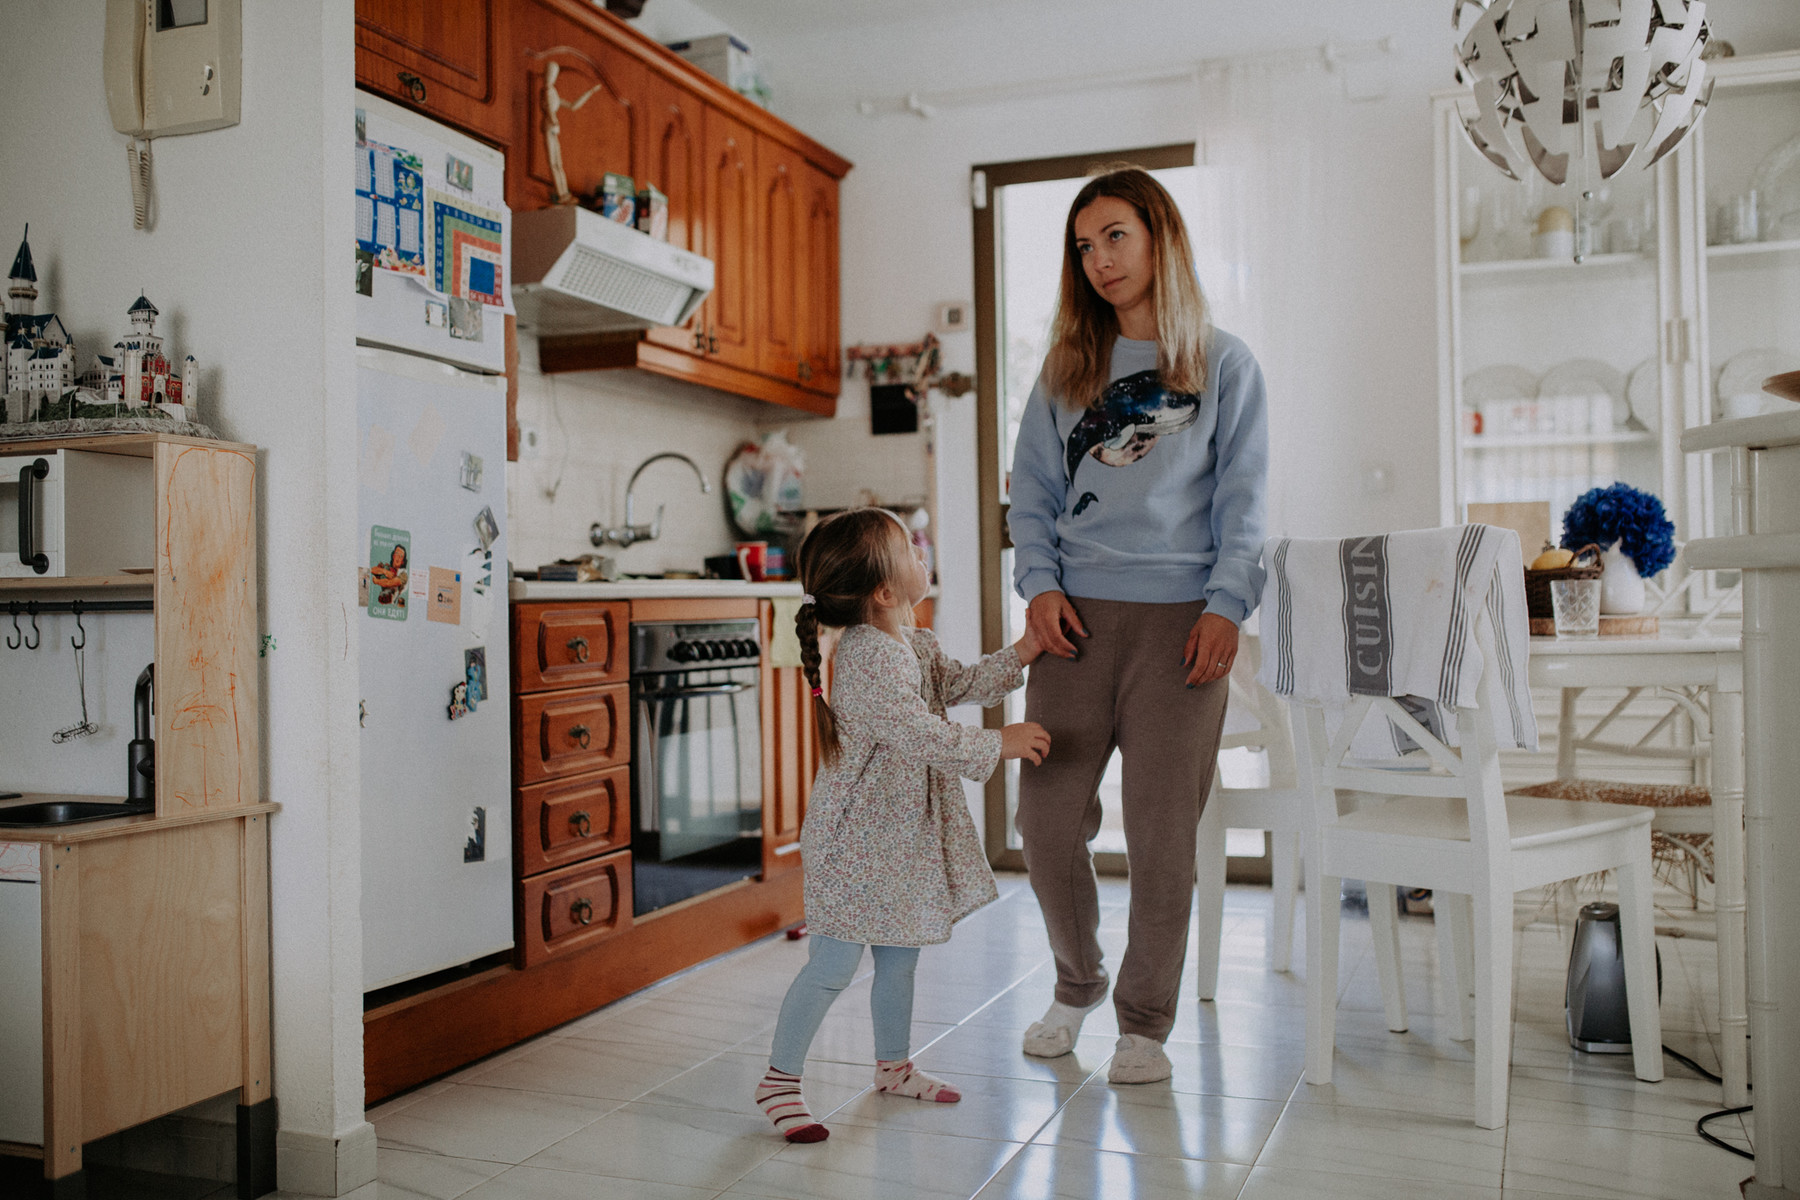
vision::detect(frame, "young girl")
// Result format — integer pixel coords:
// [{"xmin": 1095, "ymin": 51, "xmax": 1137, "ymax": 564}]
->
[{"xmin": 754, "ymin": 507, "xmax": 1051, "ymax": 1143}]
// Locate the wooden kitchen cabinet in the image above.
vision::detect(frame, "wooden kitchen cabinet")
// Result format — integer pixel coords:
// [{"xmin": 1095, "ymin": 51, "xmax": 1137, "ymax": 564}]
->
[
  {"xmin": 515, "ymin": 767, "xmax": 630, "ymax": 876},
  {"xmin": 506, "ymin": 0, "xmax": 644, "ymax": 212},
  {"xmin": 512, "ymin": 600, "xmax": 628, "ymax": 692},
  {"xmin": 755, "ymin": 136, "xmax": 806, "ymax": 385},
  {"xmin": 699, "ymin": 105, "xmax": 761, "ymax": 374},
  {"xmin": 758, "ymin": 599, "xmax": 818, "ymax": 876},
  {"xmin": 517, "ymin": 849, "xmax": 632, "ymax": 966},
  {"xmin": 639, "ymin": 72, "xmax": 711, "ymax": 357},
  {"xmin": 355, "ymin": 0, "xmax": 509, "ymax": 147}
]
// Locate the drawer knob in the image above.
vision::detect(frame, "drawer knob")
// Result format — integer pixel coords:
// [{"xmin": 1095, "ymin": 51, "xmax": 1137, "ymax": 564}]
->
[
  {"xmin": 570, "ymin": 897, "xmax": 594, "ymax": 926},
  {"xmin": 568, "ymin": 724, "xmax": 591, "ymax": 748},
  {"xmin": 569, "ymin": 809, "xmax": 592, "ymax": 837},
  {"xmin": 567, "ymin": 635, "xmax": 590, "ymax": 663},
  {"xmin": 397, "ymin": 71, "xmax": 427, "ymax": 103}
]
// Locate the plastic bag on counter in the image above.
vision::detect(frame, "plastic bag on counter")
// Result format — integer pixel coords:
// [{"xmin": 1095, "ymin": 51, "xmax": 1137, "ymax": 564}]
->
[{"xmin": 725, "ymin": 430, "xmax": 804, "ymax": 536}]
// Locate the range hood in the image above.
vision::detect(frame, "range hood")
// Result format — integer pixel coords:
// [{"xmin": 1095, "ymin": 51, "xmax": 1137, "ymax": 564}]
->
[{"xmin": 511, "ymin": 206, "xmax": 714, "ymax": 336}]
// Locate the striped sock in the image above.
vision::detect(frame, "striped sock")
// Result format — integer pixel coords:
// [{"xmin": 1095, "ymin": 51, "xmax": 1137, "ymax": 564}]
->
[
  {"xmin": 755, "ymin": 1067, "xmax": 829, "ymax": 1142},
  {"xmin": 875, "ymin": 1058, "xmax": 961, "ymax": 1103}
]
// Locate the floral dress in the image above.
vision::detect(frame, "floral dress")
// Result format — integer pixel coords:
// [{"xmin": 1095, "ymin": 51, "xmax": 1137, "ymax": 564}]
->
[{"xmin": 800, "ymin": 624, "xmax": 1022, "ymax": 947}]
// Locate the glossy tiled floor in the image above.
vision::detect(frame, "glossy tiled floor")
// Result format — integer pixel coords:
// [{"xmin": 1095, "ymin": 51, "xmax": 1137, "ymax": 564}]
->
[{"xmin": 348, "ymin": 874, "xmax": 1754, "ymax": 1200}]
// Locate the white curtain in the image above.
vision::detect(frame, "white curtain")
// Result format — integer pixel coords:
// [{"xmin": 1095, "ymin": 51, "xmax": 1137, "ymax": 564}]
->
[{"xmin": 1190, "ymin": 58, "xmax": 1363, "ymax": 543}]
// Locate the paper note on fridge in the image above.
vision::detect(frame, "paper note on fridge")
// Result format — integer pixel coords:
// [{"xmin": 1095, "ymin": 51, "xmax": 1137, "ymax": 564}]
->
[{"xmin": 427, "ymin": 566, "xmax": 462, "ymax": 624}]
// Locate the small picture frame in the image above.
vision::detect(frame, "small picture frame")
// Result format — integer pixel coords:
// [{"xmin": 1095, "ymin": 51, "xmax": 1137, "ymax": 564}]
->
[
  {"xmin": 461, "ymin": 452, "xmax": 484, "ymax": 492},
  {"xmin": 935, "ymin": 301, "xmax": 970, "ymax": 334},
  {"xmin": 472, "ymin": 505, "xmax": 499, "ymax": 550}
]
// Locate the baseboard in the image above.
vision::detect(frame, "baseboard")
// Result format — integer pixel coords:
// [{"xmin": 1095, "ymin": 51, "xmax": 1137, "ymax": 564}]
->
[
  {"xmin": 275, "ymin": 1122, "xmax": 376, "ymax": 1197},
  {"xmin": 1743, "ymin": 1182, "xmax": 1800, "ymax": 1200}
]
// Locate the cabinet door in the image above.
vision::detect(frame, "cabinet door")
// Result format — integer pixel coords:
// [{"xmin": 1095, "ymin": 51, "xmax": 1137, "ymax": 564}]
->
[
  {"xmin": 701, "ymin": 105, "xmax": 759, "ymax": 371},
  {"xmin": 355, "ymin": 0, "xmax": 506, "ymax": 145},
  {"xmin": 801, "ymin": 159, "xmax": 842, "ymax": 395},
  {"xmin": 756, "ymin": 137, "xmax": 807, "ymax": 384},
  {"xmin": 759, "ymin": 600, "xmax": 816, "ymax": 876},
  {"xmin": 639, "ymin": 72, "xmax": 710, "ymax": 355},
  {"xmin": 509, "ymin": 0, "xmax": 644, "ymax": 213}
]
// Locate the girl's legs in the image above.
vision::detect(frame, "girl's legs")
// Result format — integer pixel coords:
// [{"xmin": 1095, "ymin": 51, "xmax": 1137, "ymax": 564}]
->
[
  {"xmin": 869, "ymin": 945, "xmax": 959, "ymax": 1103},
  {"xmin": 759, "ymin": 934, "xmax": 866, "ymax": 1140}
]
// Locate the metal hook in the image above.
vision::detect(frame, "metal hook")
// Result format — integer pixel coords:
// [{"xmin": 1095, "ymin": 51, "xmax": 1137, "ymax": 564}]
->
[
  {"xmin": 6, "ymin": 603, "xmax": 19, "ymax": 651},
  {"xmin": 70, "ymin": 600, "xmax": 86, "ymax": 651},
  {"xmin": 24, "ymin": 601, "xmax": 40, "ymax": 651}
]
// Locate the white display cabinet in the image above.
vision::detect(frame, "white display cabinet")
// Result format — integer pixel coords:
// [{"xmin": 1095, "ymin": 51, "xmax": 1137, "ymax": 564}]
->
[{"xmin": 1435, "ymin": 49, "xmax": 1800, "ymax": 601}]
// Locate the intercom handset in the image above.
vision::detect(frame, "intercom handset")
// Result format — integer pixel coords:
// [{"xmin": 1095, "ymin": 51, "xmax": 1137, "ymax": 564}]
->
[{"xmin": 103, "ymin": 0, "xmax": 242, "ymax": 228}]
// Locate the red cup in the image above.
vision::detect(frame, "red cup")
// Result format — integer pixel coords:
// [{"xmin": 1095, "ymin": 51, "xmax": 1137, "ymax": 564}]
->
[{"xmin": 736, "ymin": 541, "xmax": 768, "ymax": 582}]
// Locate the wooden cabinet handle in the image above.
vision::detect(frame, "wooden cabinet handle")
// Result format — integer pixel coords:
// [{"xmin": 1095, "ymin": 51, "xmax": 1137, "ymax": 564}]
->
[
  {"xmin": 692, "ymin": 326, "xmax": 708, "ymax": 352},
  {"xmin": 397, "ymin": 71, "xmax": 427, "ymax": 103},
  {"xmin": 708, "ymin": 329, "xmax": 719, "ymax": 354},
  {"xmin": 569, "ymin": 810, "xmax": 592, "ymax": 837},
  {"xmin": 570, "ymin": 897, "xmax": 594, "ymax": 926},
  {"xmin": 567, "ymin": 635, "xmax": 590, "ymax": 663},
  {"xmin": 568, "ymin": 724, "xmax": 591, "ymax": 748},
  {"xmin": 797, "ymin": 360, "xmax": 812, "ymax": 381}
]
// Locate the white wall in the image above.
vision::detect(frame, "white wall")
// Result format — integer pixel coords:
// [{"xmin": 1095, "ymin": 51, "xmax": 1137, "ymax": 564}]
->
[{"xmin": 0, "ymin": 3, "xmax": 369, "ymax": 1194}]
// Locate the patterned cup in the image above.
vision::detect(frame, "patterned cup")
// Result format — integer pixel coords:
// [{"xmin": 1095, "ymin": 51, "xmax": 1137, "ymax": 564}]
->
[{"xmin": 1551, "ymin": 578, "xmax": 1601, "ymax": 638}]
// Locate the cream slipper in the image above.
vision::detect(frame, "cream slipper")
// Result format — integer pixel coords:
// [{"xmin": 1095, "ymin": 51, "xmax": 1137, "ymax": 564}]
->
[
  {"xmin": 1022, "ymin": 998, "xmax": 1104, "ymax": 1058},
  {"xmin": 1106, "ymin": 1033, "xmax": 1172, "ymax": 1084}
]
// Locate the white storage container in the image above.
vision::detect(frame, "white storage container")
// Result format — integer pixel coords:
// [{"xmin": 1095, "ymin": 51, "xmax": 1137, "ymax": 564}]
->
[
  {"xmin": 0, "ymin": 448, "xmax": 156, "ymax": 579},
  {"xmin": 665, "ymin": 33, "xmax": 762, "ymax": 101}
]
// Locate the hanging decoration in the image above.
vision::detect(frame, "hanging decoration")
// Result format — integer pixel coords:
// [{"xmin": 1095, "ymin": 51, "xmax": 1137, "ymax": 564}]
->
[
  {"xmin": 844, "ymin": 333, "xmax": 975, "ymax": 398},
  {"xmin": 1453, "ymin": 0, "xmax": 1712, "ymax": 187}
]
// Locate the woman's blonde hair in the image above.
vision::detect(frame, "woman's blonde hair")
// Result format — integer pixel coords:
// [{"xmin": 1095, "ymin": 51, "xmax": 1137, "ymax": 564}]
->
[
  {"xmin": 1040, "ymin": 164, "xmax": 1210, "ymax": 408},
  {"xmin": 794, "ymin": 508, "xmax": 916, "ymax": 766}
]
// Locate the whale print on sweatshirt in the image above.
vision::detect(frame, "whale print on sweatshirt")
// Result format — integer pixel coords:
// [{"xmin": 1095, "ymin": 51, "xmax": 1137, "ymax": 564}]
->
[{"xmin": 1063, "ymin": 369, "xmax": 1202, "ymax": 492}]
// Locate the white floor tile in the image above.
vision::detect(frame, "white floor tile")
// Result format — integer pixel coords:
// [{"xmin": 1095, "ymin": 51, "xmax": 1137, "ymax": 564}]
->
[
  {"xmin": 1258, "ymin": 1100, "xmax": 1504, "ymax": 1188},
  {"xmin": 1239, "ymin": 1163, "xmax": 1500, "ymax": 1199},
  {"xmin": 1502, "ymin": 1116, "xmax": 1753, "ymax": 1198},
  {"xmin": 1030, "ymin": 1083, "xmax": 1284, "ymax": 1165},
  {"xmin": 520, "ymin": 1101, "xmax": 784, "ymax": 1192},
  {"xmin": 372, "ymin": 1148, "xmax": 508, "ymax": 1200},
  {"xmin": 722, "ymin": 1122, "xmax": 1023, "ymax": 1200},
  {"xmin": 460, "ymin": 1164, "xmax": 718, "ymax": 1200},
  {"xmin": 371, "ymin": 1084, "xmax": 619, "ymax": 1165},
  {"xmin": 828, "ymin": 1068, "xmax": 1075, "ymax": 1144},
  {"xmin": 974, "ymin": 1143, "xmax": 1250, "ymax": 1199},
  {"xmin": 458, "ymin": 1032, "xmax": 711, "ymax": 1101}
]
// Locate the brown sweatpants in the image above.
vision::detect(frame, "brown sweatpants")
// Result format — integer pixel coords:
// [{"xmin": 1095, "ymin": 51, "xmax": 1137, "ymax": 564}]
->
[{"xmin": 1017, "ymin": 596, "xmax": 1230, "ymax": 1041}]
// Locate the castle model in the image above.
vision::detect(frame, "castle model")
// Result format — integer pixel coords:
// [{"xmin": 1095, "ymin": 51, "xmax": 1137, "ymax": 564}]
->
[{"xmin": 1, "ymin": 226, "xmax": 198, "ymax": 425}]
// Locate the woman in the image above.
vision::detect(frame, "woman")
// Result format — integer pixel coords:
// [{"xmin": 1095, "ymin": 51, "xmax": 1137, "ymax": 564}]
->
[{"xmin": 1007, "ymin": 165, "xmax": 1268, "ymax": 1084}]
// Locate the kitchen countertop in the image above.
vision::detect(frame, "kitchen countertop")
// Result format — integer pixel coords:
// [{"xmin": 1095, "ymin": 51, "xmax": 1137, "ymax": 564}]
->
[{"xmin": 510, "ymin": 578, "xmax": 806, "ymax": 601}]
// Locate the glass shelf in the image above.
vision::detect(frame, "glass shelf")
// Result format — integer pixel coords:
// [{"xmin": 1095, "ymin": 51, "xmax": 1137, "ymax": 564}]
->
[
  {"xmin": 1463, "ymin": 430, "xmax": 1656, "ymax": 450},
  {"xmin": 1705, "ymin": 236, "xmax": 1800, "ymax": 260},
  {"xmin": 1458, "ymin": 251, "xmax": 1649, "ymax": 277}
]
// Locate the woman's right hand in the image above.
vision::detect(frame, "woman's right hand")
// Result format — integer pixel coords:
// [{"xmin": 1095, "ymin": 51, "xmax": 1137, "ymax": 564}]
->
[
  {"xmin": 1000, "ymin": 722, "xmax": 1052, "ymax": 766},
  {"xmin": 1026, "ymin": 591, "xmax": 1088, "ymax": 660}
]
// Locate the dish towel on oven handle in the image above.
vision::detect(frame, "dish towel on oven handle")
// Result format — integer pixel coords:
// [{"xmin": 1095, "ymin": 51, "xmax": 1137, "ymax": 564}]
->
[{"xmin": 1256, "ymin": 525, "xmax": 1538, "ymax": 759}]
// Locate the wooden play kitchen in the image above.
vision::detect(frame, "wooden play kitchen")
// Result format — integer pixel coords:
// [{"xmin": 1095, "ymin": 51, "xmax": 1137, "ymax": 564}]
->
[{"xmin": 0, "ymin": 433, "xmax": 275, "ymax": 1199}]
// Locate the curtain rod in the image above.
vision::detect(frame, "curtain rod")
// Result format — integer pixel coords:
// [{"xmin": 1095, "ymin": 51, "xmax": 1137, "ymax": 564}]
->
[{"xmin": 855, "ymin": 36, "xmax": 1394, "ymax": 118}]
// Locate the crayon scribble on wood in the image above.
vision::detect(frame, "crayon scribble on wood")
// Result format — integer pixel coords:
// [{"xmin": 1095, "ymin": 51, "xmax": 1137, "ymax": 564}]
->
[{"xmin": 155, "ymin": 443, "xmax": 260, "ymax": 813}]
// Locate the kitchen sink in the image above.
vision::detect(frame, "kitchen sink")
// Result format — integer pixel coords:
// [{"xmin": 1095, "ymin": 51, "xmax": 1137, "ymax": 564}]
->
[{"xmin": 0, "ymin": 800, "xmax": 155, "ymax": 828}]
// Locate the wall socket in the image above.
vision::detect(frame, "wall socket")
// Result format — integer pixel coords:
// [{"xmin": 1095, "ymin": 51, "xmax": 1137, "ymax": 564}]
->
[{"xmin": 517, "ymin": 423, "xmax": 542, "ymax": 459}]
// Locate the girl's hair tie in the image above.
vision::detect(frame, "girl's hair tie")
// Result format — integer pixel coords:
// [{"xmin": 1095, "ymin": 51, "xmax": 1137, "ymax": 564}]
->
[
  {"xmin": 810, "ymin": 686, "xmax": 823, "ymax": 697},
  {"xmin": 801, "ymin": 593, "xmax": 816, "ymax": 605}
]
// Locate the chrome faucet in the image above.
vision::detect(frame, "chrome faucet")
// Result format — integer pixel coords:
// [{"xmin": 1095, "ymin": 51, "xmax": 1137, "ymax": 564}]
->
[{"xmin": 591, "ymin": 452, "xmax": 713, "ymax": 549}]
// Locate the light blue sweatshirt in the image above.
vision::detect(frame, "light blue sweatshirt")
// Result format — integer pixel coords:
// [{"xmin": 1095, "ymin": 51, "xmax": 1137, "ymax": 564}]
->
[{"xmin": 1008, "ymin": 328, "xmax": 1269, "ymax": 625}]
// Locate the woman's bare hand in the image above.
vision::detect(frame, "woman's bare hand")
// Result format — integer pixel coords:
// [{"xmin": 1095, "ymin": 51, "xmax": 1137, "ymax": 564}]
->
[
  {"xmin": 1001, "ymin": 721, "xmax": 1052, "ymax": 765},
  {"xmin": 1026, "ymin": 591, "xmax": 1088, "ymax": 660},
  {"xmin": 1182, "ymin": 611, "xmax": 1239, "ymax": 687}
]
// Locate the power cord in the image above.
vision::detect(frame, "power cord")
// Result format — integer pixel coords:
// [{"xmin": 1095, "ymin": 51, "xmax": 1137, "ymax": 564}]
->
[{"xmin": 1664, "ymin": 1044, "xmax": 1753, "ymax": 1161}]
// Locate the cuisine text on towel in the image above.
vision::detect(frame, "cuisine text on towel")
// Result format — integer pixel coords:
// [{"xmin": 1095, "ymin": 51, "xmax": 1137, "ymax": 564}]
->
[{"xmin": 1256, "ymin": 525, "xmax": 1538, "ymax": 758}]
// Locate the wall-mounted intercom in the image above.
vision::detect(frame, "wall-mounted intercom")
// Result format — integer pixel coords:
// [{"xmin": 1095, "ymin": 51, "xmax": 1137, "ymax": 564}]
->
[{"xmin": 103, "ymin": 0, "xmax": 242, "ymax": 228}]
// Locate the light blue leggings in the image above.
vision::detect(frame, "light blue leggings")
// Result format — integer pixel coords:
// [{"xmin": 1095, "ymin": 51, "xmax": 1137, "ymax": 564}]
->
[{"xmin": 768, "ymin": 934, "xmax": 920, "ymax": 1075}]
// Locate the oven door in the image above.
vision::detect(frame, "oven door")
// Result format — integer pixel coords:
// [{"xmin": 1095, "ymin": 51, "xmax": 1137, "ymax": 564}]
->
[{"xmin": 632, "ymin": 667, "xmax": 762, "ymax": 861}]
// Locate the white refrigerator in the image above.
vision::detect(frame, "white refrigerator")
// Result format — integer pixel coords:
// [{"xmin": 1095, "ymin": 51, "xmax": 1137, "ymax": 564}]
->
[{"xmin": 356, "ymin": 92, "xmax": 514, "ymax": 990}]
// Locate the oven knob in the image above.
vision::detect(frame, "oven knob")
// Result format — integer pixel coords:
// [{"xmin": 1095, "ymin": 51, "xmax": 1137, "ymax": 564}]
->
[
  {"xmin": 698, "ymin": 640, "xmax": 720, "ymax": 661},
  {"xmin": 670, "ymin": 641, "xmax": 695, "ymax": 663},
  {"xmin": 736, "ymin": 639, "xmax": 757, "ymax": 658}
]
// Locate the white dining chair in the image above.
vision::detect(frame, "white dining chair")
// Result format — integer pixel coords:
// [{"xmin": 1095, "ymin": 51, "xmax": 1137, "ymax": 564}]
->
[
  {"xmin": 1194, "ymin": 635, "xmax": 1306, "ymax": 998},
  {"xmin": 1293, "ymin": 609, "xmax": 1665, "ymax": 1129}
]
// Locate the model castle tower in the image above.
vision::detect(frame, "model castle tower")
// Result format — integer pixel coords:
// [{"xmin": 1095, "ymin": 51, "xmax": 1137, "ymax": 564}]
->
[{"xmin": 3, "ymin": 226, "xmax": 75, "ymax": 403}]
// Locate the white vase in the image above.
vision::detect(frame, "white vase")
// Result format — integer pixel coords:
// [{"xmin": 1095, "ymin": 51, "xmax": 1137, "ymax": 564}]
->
[{"xmin": 1600, "ymin": 545, "xmax": 1646, "ymax": 614}]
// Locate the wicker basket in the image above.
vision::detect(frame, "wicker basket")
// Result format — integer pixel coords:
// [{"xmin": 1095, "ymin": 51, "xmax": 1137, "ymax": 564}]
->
[{"xmin": 1523, "ymin": 543, "xmax": 1603, "ymax": 621}]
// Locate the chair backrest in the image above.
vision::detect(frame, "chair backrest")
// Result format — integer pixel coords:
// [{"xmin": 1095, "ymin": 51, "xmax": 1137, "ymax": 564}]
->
[
  {"xmin": 1289, "ymin": 604, "xmax": 1515, "ymax": 872},
  {"xmin": 1221, "ymin": 633, "xmax": 1298, "ymax": 790}
]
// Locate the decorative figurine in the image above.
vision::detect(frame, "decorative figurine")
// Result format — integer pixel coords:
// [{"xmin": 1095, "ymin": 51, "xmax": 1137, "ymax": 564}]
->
[{"xmin": 447, "ymin": 680, "xmax": 471, "ymax": 720}]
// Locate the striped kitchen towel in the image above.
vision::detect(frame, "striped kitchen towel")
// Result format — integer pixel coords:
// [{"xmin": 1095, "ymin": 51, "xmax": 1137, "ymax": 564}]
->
[{"xmin": 1256, "ymin": 525, "xmax": 1537, "ymax": 757}]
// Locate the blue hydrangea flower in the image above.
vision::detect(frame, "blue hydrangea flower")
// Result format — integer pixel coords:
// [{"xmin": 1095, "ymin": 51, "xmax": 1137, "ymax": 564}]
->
[{"xmin": 1561, "ymin": 483, "xmax": 1676, "ymax": 577}]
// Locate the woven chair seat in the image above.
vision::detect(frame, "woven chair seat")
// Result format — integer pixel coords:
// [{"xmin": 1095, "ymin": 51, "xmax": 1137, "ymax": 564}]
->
[{"xmin": 1511, "ymin": 779, "xmax": 1711, "ymax": 808}]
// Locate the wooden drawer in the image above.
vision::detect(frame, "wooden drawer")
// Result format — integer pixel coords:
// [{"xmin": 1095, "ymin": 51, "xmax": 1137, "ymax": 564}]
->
[
  {"xmin": 516, "ymin": 767, "xmax": 630, "ymax": 876},
  {"xmin": 515, "ymin": 685, "xmax": 628, "ymax": 783},
  {"xmin": 513, "ymin": 601, "xmax": 628, "ymax": 692},
  {"xmin": 516, "ymin": 850, "xmax": 632, "ymax": 968}
]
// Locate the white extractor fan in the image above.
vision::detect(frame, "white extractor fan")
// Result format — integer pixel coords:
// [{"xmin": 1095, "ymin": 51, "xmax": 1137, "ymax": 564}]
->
[{"xmin": 511, "ymin": 205, "xmax": 714, "ymax": 335}]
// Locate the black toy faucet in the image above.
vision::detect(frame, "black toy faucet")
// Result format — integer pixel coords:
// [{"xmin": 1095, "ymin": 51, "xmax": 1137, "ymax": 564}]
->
[{"xmin": 127, "ymin": 664, "xmax": 155, "ymax": 803}]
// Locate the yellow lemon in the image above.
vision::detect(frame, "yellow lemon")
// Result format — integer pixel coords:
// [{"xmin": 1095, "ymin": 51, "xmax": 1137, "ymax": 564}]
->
[{"xmin": 1531, "ymin": 547, "xmax": 1576, "ymax": 571}]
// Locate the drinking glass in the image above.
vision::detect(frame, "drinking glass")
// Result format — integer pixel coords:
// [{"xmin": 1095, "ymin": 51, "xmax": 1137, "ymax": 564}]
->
[{"xmin": 1551, "ymin": 578, "xmax": 1601, "ymax": 638}]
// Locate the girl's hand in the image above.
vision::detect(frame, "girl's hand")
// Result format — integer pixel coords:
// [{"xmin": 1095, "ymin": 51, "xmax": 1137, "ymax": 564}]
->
[
  {"xmin": 1013, "ymin": 622, "xmax": 1045, "ymax": 667},
  {"xmin": 1182, "ymin": 612, "xmax": 1239, "ymax": 687},
  {"xmin": 1026, "ymin": 591, "xmax": 1088, "ymax": 660},
  {"xmin": 1000, "ymin": 721, "xmax": 1052, "ymax": 765}
]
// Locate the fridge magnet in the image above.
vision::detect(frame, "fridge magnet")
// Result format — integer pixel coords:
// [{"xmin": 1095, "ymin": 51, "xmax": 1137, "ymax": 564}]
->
[
  {"xmin": 357, "ymin": 567, "xmax": 369, "ymax": 607},
  {"xmin": 368, "ymin": 525, "xmax": 410, "ymax": 620},
  {"xmin": 424, "ymin": 299, "xmax": 447, "ymax": 328},
  {"xmin": 448, "ymin": 297, "xmax": 483, "ymax": 342},
  {"xmin": 472, "ymin": 505, "xmax": 499, "ymax": 550},
  {"xmin": 427, "ymin": 566, "xmax": 462, "ymax": 624},
  {"xmin": 446, "ymin": 154, "xmax": 475, "ymax": 192},
  {"xmin": 460, "ymin": 451, "xmax": 484, "ymax": 492},
  {"xmin": 447, "ymin": 679, "xmax": 471, "ymax": 719},
  {"xmin": 463, "ymin": 806, "xmax": 486, "ymax": 863},
  {"xmin": 355, "ymin": 248, "xmax": 374, "ymax": 297},
  {"xmin": 464, "ymin": 546, "xmax": 495, "ymax": 641},
  {"xmin": 464, "ymin": 646, "xmax": 489, "ymax": 702}
]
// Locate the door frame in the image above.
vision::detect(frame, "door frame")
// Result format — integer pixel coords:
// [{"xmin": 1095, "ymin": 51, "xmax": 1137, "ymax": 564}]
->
[{"xmin": 970, "ymin": 142, "xmax": 1194, "ymax": 874}]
